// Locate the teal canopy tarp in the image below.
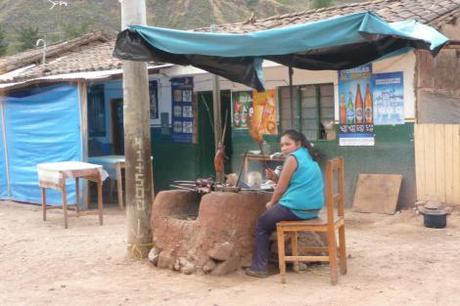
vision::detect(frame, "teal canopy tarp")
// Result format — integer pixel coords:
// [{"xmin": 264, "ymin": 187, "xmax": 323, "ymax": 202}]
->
[{"xmin": 114, "ymin": 11, "xmax": 448, "ymax": 91}]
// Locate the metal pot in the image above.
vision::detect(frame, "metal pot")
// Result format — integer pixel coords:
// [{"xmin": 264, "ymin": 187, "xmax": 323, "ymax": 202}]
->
[{"xmin": 417, "ymin": 201, "xmax": 449, "ymax": 229}]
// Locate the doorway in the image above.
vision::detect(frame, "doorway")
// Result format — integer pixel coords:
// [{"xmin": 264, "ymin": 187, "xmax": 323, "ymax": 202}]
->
[
  {"xmin": 197, "ymin": 90, "xmax": 232, "ymax": 177},
  {"xmin": 111, "ymin": 98, "xmax": 124, "ymax": 155}
]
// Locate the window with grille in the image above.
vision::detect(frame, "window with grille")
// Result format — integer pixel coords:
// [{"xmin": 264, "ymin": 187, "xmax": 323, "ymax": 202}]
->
[{"xmin": 279, "ymin": 83, "xmax": 335, "ymax": 141}]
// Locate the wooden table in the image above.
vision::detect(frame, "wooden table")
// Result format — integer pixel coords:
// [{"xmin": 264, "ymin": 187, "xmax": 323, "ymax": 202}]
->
[
  {"xmin": 88, "ymin": 155, "xmax": 153, "ymax": 209},
  {"xmin": 88, "ymin": 155, "xmax": 126, "ymax": 209},
  {"xmin": 37, "ymin": 161, "xmax": 106, "ymax": 229}
]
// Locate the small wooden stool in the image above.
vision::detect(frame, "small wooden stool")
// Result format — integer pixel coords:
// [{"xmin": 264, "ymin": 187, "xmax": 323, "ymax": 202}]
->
[
  {"xmin": 276, "ymin": 157, "xmax": 347, "ymax": 285},
  {"xmin": 37, "ymin": 161, "xmax": 105, "ymax": 229}
]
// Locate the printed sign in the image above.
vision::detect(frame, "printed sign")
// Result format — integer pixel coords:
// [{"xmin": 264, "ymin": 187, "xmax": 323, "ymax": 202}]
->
[
  {"xmin": 338, "ymin": 64, "xmax": 375, "ymax": 146},
  {"xmin": 149, "ymin": 80, "xmax": 159, "ymax": 123},
  {"xmin": 372, "ymin": 72, "xmax": 404, "ymax": 125},
  {"xmin": 232, "ymin": 91, "xmax": 253, "ymax": 129},
  {"xmin": 251, "ymin": 90, "xmax": 278, "ymax": 136},
  {"xmin": 171, "ymin": 77, "xmax": 193, "ymax": 143}
]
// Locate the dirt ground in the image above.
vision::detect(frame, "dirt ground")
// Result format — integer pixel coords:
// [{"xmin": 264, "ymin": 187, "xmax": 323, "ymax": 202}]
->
[{"xmin": 1, "ymin": 200, "xmax": 459, "ymax": 306}]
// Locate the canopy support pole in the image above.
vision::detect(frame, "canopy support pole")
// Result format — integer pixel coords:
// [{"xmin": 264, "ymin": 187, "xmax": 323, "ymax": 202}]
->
[
  {"xmin": 121, "ymin": 0, "xmax": 154, "ymax": 259},
  {"xmin": 288, "ymin": 65, "xmax": 295, "ymax": 129},
  {"xmin": 212, "ymin": 75, "xmax": 222, "ymax": 151}
]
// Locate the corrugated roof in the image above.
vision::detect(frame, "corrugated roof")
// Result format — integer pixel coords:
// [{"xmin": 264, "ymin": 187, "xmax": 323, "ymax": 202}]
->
[{"xmin": 194, "ymin": 0, "xmax": 460, "ymax": 33}]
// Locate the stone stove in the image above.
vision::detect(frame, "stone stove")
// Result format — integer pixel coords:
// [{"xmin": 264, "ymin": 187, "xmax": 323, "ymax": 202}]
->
[{"xmin": 150, "ymin": 190, "xmax": 271, "ymax": 275}]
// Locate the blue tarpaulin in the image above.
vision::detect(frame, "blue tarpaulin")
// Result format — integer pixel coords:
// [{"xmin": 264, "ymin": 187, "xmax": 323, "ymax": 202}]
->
[
  {"xmin": 0, "ymin": 104, "xmax": 7, "ymax": 199},
  {"xmin": 114, "ymin": 11, "xmax": 448, "ymax": 91},
  {"xmin": 0, "ymin": 84, "xmax": 81, "ymax": 205}
]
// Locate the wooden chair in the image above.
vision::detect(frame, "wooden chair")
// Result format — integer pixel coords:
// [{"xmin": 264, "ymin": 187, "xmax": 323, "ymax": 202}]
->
[{"xmin": 276, "ymin": 157, "xmax": 346, "ymax": 285}]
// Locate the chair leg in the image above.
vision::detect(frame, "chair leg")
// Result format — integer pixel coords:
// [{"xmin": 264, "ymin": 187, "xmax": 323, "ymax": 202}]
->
[
  {"xmin": 62, "ymin": 187, "xmax": 68, "ymax": 229},
  {"xmin": 290, "ymin": 232, "xmax": 299, "ymax": 272},
  {"xmin": 75, "ymin": 178, "xmax": 80, "ymax": 216},
  {"xmin": 327, "ymin": 227, "xmax": 338, "ymax": 285},
  {"xmin": 97, "ymin": 180, "xmax": 103, "ymax": 226},
  {"xmin": 41, "ymin": 188, "xmax": 47, "ymax": 221},
  {"xmin": 116, "ymin": 163, "xmax": 124, "ymax": 209},
  {"xmin": 338, "ymin": 225, "xmax": 347, "ymax": 275},
  {"xmin": 277, "ymin": 228, "xmax": 287, "ymax": 284}
]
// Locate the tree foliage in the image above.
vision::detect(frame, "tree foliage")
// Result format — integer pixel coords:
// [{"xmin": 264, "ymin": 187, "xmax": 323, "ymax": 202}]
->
[
  {"xmin": 311, "ymin": 0, "xmax": 334, "ymax": 9},
  {"xmin": 0, "ymin": 25, "xmax": 7, "ymax": 56},
  {"xmin": 16, "ymin": 25, "xmax": 41, "ymax": 51},
  {"xmin": 245, "ymin": 0, "xmax": 259, "ymax": 6},
  {"xmin": 61, "ymin": 22, "xmax": 91, "ymax": 40}
]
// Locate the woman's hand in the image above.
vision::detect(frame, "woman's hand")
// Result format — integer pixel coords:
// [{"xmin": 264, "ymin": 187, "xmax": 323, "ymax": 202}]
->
[
  {"xmin": 265, "ymin": 168, "xmax": 278, "ymax": 182},
  {"xmin": 266, "ymin": 201, "xmax": 275, "ymax": 210}
]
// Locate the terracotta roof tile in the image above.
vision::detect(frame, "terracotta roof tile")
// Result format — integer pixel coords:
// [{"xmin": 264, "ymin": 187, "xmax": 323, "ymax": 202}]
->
[
  {"xmin": 194, "ymin": 0, "xmax": 460, "ymax": 33},
  {"xmin": 0, "ymin": 32, "xmax": 110, "ymax": 74},
  {"xmin": 0, "ymin": 39, "xmax": 123, "ymax": 84},
  {"xmin": 2, "ymin": 0, "xmax": 460, "ymax": 84}
]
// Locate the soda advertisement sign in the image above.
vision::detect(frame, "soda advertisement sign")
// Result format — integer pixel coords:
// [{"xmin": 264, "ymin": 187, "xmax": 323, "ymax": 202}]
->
[
  {"xmin": 252, "ymin": 90, "xmax": 278, "ymax": 136},
  {"xmin": 372, "ymin": 72, "xmax": 404, "ymax": 125},
  {"xmin": 232, "ymin": 91, "xmax": 253, "ymax": 129},
  {"xmin": 338, "ymin": 64, "xmax": 375, "ymax": 146}
]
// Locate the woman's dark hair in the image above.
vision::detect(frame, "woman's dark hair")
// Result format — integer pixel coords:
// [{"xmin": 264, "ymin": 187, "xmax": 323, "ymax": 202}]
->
[{"xmin": 281, "ymin": 129, "xmax": 321, "ymax": 162}]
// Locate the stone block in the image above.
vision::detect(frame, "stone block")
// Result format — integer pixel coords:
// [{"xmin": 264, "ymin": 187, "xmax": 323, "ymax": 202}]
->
[{"xmin": 208, "ymin": 242, "xmax": 234, "ymax": 261}]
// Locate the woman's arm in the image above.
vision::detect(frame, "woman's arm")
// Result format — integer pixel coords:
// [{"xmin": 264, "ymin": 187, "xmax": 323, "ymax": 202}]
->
[
  {"xmin": 267, "ymin": 155, "xmax": 297, "ymax": 208},
  {"xmin": 265, "ymin": 168, "xmax": 278, "ymax": 183}
]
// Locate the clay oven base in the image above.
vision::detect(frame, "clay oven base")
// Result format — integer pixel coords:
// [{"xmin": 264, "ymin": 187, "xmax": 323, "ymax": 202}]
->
[{"xmin": 151, "ymin": 190, "xmax": 271, "ymax": 275}]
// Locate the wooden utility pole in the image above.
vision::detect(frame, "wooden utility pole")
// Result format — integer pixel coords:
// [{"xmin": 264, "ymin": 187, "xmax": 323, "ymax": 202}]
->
[
  {"xmin": 121, "ymin": 0, "xmax": 154, "ymax": 258},
  {"xmin": 212, "ymin": 76, "xmax": 222, "ymax": 150},
  {"xmin": 212, "ymin": 75, "xmax": 223, "ymax": 183}
]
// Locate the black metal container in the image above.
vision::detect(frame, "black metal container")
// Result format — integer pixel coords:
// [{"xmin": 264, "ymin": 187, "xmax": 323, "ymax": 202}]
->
[
  {"xmin": 418, "ymin": 201, "xmax": 448, "ymax": 229},
  {"xmin": 422, "ymin": 211, "xmax": 447, "ymax": 228}
]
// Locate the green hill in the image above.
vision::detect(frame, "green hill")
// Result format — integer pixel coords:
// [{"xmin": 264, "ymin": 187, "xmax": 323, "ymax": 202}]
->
[{"xmin": 0, "ymin": 0, "xmax": 362, "ymax": 54}]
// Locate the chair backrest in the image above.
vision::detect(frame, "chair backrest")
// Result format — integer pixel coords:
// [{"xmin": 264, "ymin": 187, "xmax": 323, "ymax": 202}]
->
[{"xmin": 324, "ymin": 157, "xmax": 345, "ymax": 225}]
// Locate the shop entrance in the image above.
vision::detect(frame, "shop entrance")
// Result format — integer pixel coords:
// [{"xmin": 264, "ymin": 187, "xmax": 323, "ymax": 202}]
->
[
  {"xmin": 197, "ymin": 90, "xmax": 232, "ymax": 177},
  {"xmin": 111, "ymin": 98, "xmax": 124, "ymax": 155}
]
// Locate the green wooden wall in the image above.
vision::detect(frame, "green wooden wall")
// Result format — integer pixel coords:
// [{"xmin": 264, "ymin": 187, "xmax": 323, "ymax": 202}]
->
[
  {"xmin": 230, "ymin": 124, "xmax": 416, "ymax": 209},
  {"xmin": 148, "ymin": 110, "xmax": 415, "ymax": 210}
]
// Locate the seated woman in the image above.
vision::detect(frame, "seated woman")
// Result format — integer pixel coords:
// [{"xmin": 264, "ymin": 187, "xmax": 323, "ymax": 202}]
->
[{"xmin": 246, "ymin": 129, "xmax": 324, "ymax": 278}]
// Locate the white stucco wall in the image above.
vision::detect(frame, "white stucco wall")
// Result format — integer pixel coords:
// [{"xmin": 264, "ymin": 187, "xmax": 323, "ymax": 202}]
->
[{"xmin": 160, "ymin": 51, "xmax": 416, "ymax": 124}]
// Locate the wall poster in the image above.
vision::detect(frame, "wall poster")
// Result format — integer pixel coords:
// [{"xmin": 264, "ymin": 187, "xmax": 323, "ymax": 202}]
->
[
  {"xmin": 252, "ymin": 90, "xmax": 278, "ymax": 136},
  {"xmin": 232, "ymin": 91, "xmax": 253, "ymax": 129},
  {"xmin": 171, "ymin": 77, "xmax": 193, "ymax": 143},
  {"xmin": 149, "ymin": 80, "xmax": 159, "ymax": 123},
  {"xmin": 372, "ymin": 72, "xmax": 404, "ymax": 125},
  {"xmin": 338, "ymin": 64, "xmax": 375, "ymax": 146}
]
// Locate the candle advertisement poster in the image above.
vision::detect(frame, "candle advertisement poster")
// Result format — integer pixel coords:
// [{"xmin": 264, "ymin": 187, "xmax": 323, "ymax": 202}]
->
[{"xmin": 252, "ymin": 90, "xmax": 278, "ymax": 136}]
